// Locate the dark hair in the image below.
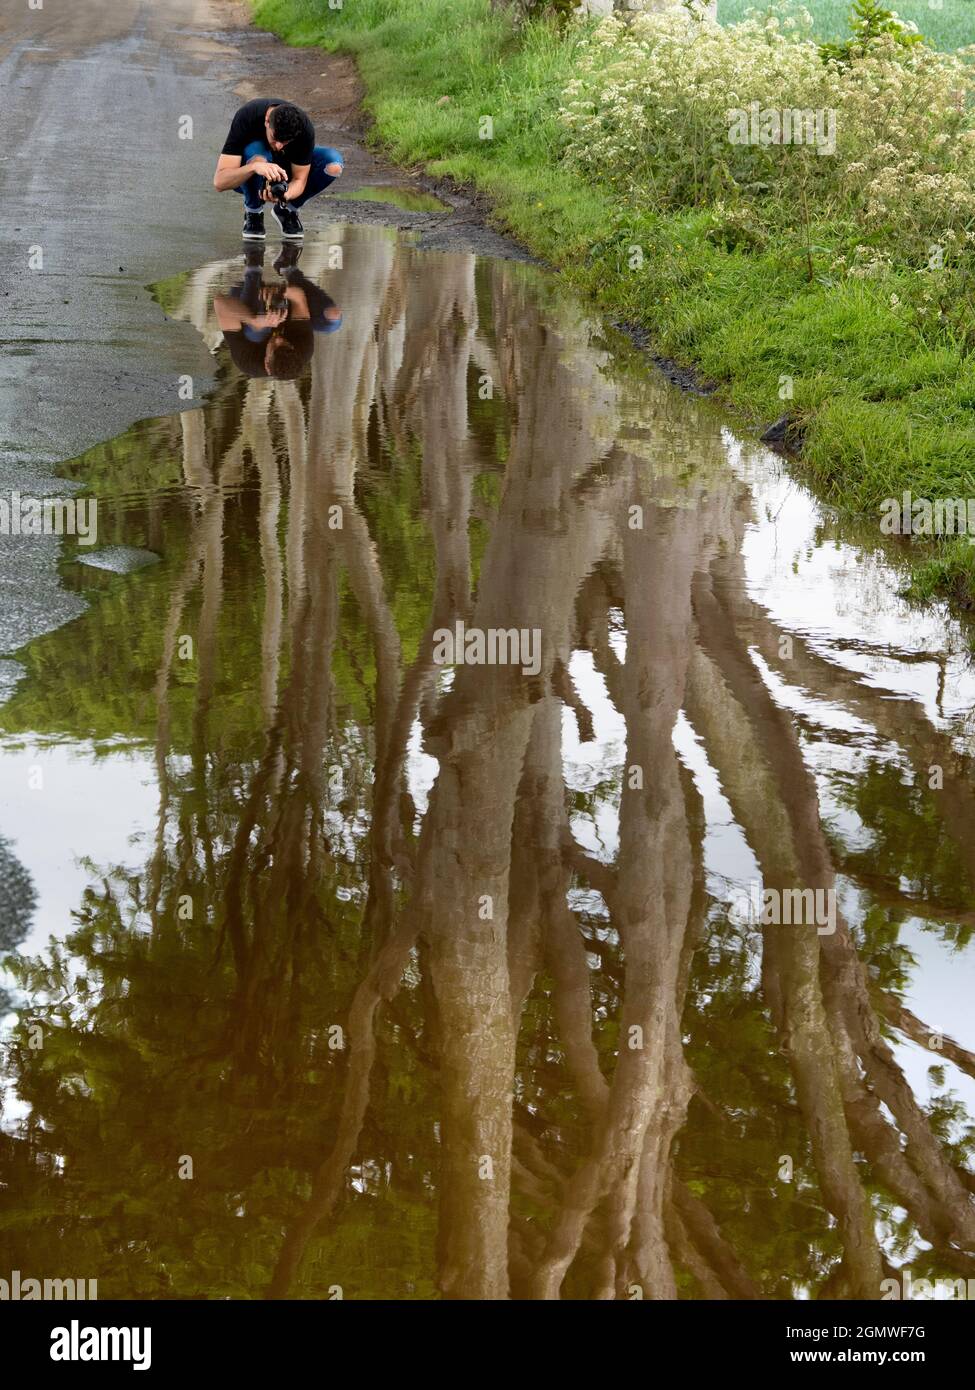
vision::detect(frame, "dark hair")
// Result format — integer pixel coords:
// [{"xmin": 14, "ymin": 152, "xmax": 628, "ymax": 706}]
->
[
  {"xmin": 268, "ymin": 103, "xmax": 306, "ymax": 146},
  {"xmin": 265, "ymin": 332, "xmax": 310, "ymax": 381}
]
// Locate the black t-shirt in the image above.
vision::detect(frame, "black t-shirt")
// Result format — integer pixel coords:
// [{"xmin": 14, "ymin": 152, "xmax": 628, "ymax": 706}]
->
[
  {"xmin": 221, "ymin": 98, "xmax": 315, "ymax": 167},
  {"xmin": 224, "ymin": 321, "xmax": 315, "ymax": 379}
]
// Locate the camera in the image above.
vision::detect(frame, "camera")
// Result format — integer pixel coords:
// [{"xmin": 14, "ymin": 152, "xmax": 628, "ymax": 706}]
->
[{"xmin": 267, "ymin": 179, "xmax": 289, "ymax": 201}]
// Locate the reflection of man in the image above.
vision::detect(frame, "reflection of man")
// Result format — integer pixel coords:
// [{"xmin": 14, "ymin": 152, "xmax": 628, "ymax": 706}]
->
[
  {"xmin": 213, "ymin": 246, "xmax": 343, "ymax": 381},
  {"xmin": 212, "ymin": 98, "xmax": 343, "ymax": 242}
]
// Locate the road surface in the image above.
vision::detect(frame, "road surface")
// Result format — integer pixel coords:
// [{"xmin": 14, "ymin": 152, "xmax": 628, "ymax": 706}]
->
[{"xmin": 0, "ymin": 0, "xmax": 527, "ymax": 662}]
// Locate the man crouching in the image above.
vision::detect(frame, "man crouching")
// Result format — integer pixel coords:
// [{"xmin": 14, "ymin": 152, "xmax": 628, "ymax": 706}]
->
[{"xmin": 213, "ymin": 97, "xmax": 343, "ymax": 242}]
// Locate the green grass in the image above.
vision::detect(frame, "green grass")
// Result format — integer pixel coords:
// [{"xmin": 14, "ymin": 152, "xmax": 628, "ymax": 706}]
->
[
  {"xmin": 718, "ymin": 0, "xmax": 975, "ymax": 51},
  {"xmin": 252, "ymin": 0, "xmax": 975, "ymax": 607}
]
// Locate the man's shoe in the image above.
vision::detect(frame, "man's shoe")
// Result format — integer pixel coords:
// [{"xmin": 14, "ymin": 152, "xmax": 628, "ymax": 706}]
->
[
  {"xmin": 273, "ymin": 243, "xmax": 303, "ymax": 275},
  {"xmin": 242, "ymin": 210, "xmax": 266, "ymax": 241},
  {"xmin": 243, "ymin": 244, "xmax": 266, "ymax": 270},
  {"xmin": 271, "ymin": 201, "xmax": 304, "ymax": 240}
]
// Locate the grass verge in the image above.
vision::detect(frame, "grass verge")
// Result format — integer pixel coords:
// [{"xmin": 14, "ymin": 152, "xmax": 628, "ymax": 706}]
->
[{"xmin": 252, "ymin": 0, "xmax": 975, "ymax": 608}]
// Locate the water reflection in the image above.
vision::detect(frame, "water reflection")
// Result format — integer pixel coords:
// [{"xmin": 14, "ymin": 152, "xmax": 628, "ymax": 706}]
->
[
  {"xmin": 1, "ymin": 225, "xmax": 974, "ymax": 1300},
  {"xmin": 213, "ymin": 244, "xmax": 342, "ymax": 381}
]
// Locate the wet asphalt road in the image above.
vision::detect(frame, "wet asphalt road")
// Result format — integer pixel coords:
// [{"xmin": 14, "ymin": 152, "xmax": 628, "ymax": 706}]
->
[
  {"xmin": 0, "ymin": 0, "xmax": 247, "ymax": 470},
  {"xmin": 0, "ymin": 0, "xmax": 247, "ymax": 659},
  {"xmin": 0, "ymin": 0, "xmax": 530, "ymax": 669}
]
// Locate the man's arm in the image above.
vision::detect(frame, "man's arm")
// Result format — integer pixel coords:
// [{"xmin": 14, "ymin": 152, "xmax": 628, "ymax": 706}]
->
[
  {"xmin": 213, "ymin": 294, "xmax": 287, "ymax": 333},
  {"xmin": 213, "ymin": 152, "xmax": 288, "ymax": 193},
  {"xmin": 213, "ymin": 295, "xmax": 250, "ymax": 331},
  {"xmin": 282, "ymin": 284, "xmax": 310, "ymax": 320},
  {"xmin": 283, "ymin": 163, "xmax": 310, "ymax": 203}
]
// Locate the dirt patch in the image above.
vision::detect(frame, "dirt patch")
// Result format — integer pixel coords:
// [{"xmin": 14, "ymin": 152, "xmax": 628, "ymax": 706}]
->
[{"xmin": 232, "ymin": 37, "xmax": 365, "ymax": 133}]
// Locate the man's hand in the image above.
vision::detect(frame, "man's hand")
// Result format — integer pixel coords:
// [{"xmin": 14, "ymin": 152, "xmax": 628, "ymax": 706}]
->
[
  {"xmin": 248, "ymin": 158, "xmax": 288, "ymax": 182},
  {"xmin": 253, "ymin": 287, "xmax": 289, "ymax": 328},
  {"xmin": 252, "ymin": 307, "xmax": 288, "ymax": 329}
]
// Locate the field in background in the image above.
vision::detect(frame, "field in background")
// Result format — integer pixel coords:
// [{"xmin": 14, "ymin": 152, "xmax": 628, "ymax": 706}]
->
[{"xmin": 718, "ymin": 0, "xmax": 975, "ymax": 51}]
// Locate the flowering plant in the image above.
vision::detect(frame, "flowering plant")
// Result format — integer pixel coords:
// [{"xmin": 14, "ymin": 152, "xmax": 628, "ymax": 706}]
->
[{"xmin": 558, "ymin": 5, "xmax": 975, "ymax": 268}]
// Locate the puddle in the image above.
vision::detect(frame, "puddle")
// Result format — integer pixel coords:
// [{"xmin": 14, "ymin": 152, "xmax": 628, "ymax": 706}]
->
[
  {"xmin": 1, "ymin": 223, "xmax": 973, "ymax": 1301},
  {"xmin": 332, "ymin": 183, "xmax": 450, "ymax": 214},
  {"xmin": 0, "ymin": 837, "xmax": 35, "ymax": 955},
  {"xmin": 0, "ymin": 660, "xmax": 25, "ymax": 705}
]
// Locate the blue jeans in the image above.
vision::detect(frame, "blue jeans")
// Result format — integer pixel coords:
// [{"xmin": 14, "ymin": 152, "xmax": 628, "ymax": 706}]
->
[{"xmin": 237, "ymin": 139, "xmax": 344, "ymax": 213}]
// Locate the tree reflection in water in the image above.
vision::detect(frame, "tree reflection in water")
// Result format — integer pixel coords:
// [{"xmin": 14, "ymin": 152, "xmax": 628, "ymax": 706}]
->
[{"xmin": 2, "ymin": 227, "xmax": 974, "ymax": 1300}]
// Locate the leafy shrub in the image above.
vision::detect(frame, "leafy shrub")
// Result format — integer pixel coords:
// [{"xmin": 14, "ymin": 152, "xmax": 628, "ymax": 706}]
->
[
  {"xmin": 819, "ymin": 0, "xmax": 925, "ymax": 65},
  {"xmin": 558, "ymin": 3, "xmax": 975, "ymax": 268}
]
